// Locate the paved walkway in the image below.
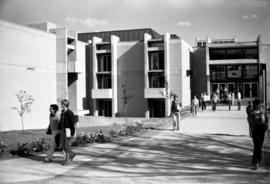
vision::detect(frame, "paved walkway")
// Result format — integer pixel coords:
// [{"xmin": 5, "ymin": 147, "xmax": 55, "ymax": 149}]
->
[{"xmin": 0, "ymin": 106, "xmax": 269, "ymax": 184}]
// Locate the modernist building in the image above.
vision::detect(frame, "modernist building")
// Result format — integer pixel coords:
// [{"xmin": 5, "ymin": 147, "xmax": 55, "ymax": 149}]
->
[
  {"xmin": 0, "ymin": 20, "xmax": 86, "ymax": 131},
  {"xmin": 78, "ymin": 29, "xmax": 192, "ymax": 118},
  {"xmin": 191, "ymin": 35, "xmax": 270, "ymax": 105}
]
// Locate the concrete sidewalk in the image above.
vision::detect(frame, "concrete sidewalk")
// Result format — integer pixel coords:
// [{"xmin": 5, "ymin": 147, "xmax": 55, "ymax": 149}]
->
[{"xmin": 0, "ymin": 106, "xmax": 269, "ymax": 184}]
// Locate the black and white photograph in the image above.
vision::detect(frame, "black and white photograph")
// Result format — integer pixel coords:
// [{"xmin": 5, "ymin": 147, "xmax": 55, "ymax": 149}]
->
[{"xmin": 0, "ymin": 0, "xmax": 269, "ymax": 183}]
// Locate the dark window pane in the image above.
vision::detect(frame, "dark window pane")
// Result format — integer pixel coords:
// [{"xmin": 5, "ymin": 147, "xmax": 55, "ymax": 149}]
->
[
  {"xmin": 209, "ymin": 49, "xmax": 226, "ymax": 60},
  {"xmin": 227, "ymin": 49, "xmax": 242, "ymax": 59}
]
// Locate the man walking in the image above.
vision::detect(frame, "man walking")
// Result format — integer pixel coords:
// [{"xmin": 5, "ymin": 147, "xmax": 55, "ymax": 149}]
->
[
  {"xmin": 237, "ymin": 91, "xmax": 241, "ymax": 110},
  {"xmin": 171, "ymin": 95, "xmax": 181, "ymax": 131},
  {"xmin": 59, "ymin": 99, "xmax": 77, "ymax": 165}
]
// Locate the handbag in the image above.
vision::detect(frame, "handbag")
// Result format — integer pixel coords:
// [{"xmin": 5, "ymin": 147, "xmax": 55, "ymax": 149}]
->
[{"xmin": 46, "ymin": 125, "xmax": 52, "ymax": 135}]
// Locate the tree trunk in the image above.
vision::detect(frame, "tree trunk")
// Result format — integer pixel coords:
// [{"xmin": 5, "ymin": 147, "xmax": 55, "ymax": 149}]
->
[{"xmin": 21, "ymin": 116, "xmax": 24, "ymax": 133}]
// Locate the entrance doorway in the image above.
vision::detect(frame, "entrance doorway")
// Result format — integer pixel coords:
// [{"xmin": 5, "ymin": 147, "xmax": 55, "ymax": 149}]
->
[
  {"xmin": 227, "ymin": 83, "xmax": 235, "ymax": 94},
  {"xmin": 211, "ymin": 83, "xmax": 226, "ymax": 100},
  {"xmin": 97, "ymin": 99, "xmax": 112, "ymax": 117},
  {"xmin": 243, "ymin": 82, "xmax": 258, "ymax": 98},
  {"xmin": 148, "ymin": 99, "xmax": 165, "ymax": 117}
]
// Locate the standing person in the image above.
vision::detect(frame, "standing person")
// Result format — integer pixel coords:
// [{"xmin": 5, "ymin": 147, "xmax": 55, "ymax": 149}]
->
[
  {"xmin": 44, "ymin": 104, "xmax": 60, "ymax": 162},
  {"xmin": 246, "ymin": 101, "xmax": 253, "ymax": 138},
  {"xmin": 171, "ymin": 95, "xmax": 181, "ymax": 131},
  {"xmin": 237, "ymin": 91, "xmax": 242, "ymax": 110},
  {"xmin": 212, "ymin": 93, "xmax": 218, "ymax": 112},
  {"xmin": 228, "ymin": 92, "xmax": 232, "ymax": 111},
  {"xmin": 202, "ymin": 92, "xmax": 206, "ymax": 111},
  {"xmin": 59, "ymin": 99, "xmax": 76, "ymax": 165},
  {"xmin": 250, "ymin": 99, "xmax": 269, "ymax": 170},
  {"xmin": 192, "ymin": 96, "xmax": 199, "ymax": 117}
]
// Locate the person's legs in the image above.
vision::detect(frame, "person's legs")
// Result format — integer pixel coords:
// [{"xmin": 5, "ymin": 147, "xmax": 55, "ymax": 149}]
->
[
  {"xmin": 172, "ymin": 114, "xmax": 176, "ymax": 131},
  {"xmin": 45, "ymin": 133, "xmax": 56, "ymax": 161},
  {"xmin": 238, "ymin": 101, "xmax": 241, "ymax": 110},
  {"xmin": 176, "ymin": 113, "xmax": 180, "ymax": 130}
]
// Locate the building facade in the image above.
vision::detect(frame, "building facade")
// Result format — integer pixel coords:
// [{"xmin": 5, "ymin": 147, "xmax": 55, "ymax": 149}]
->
[
  {"xmin": 0, "ymin": 20, "xmax": 86, "ymax": 131},
  {"xmin": 191, "ymin": 35, "xmax": 270, "ymax": 105},
  {"xmin": 79, "ymin": 29, "xmax": 192, "ymax": 118}
]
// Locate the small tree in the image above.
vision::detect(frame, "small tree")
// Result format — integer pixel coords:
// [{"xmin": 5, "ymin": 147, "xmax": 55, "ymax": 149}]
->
[
  {"xmin": 12, "ymin": 90, "xmax": 34, "ymax": 133},
  {"xmin": 121, "ymin": 80, "xmax": 132, "ymax": 124}
]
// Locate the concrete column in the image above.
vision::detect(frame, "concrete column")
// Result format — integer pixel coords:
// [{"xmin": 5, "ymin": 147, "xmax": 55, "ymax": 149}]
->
[
  {"xmin": 111, "ymin": 35, "xmax": 119, "ymax": 117},
  {"xmin": 206, "ymin": 37, "xmax": 211, "ymax": 95},
  {"xmin": 164, "ymin": 32, "xmax": 170, "ymax": 117},
  {"xmin": 55, "ymin": 28, "xmax": 68, "ymax": 101},
  {"xmin": 144, "ymin": 33, "xmax": 152, "ymax": 118},
  {"xmin": 92, "ymin": 37, "xmax": 102, "ymax": 116}
]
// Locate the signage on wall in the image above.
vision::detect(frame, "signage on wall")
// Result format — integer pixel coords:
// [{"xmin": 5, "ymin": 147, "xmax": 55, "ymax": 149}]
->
[{"xmin": 228, "ymin": 70, "xmax": 241, "ymax": 78}]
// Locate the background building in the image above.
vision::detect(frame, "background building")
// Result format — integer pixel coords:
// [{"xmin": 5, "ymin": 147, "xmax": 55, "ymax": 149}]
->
[
  {"xmin": 191, "ymin": 35, "xmax": 270, "ymax": 105},
  {"xmin": 79, "ymin": 29, "xmax": 192, "ymax": 118}
]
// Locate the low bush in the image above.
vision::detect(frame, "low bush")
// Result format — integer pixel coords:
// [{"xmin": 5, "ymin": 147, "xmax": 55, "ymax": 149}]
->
[{"xmin": 0, "ymin": 141, "xmax": 8, "ymax": 156}]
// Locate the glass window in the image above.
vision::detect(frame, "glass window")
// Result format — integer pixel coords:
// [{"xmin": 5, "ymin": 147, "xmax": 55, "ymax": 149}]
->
[
  {"xmin": 243, "ymin": 48, "xmax": 258, "ymax": 59},
  {"xmin": 209, "ymin": 49, "xmax": 226, "ymax": 60},
  {"xmin": 210, "ymin": 65, "xmax": 226, "ymax": 81},
  {"xmin": 226, "ymin": 49, "xmax": 242, "ymax": 59},
  {"xmin": 98, "ymin": 54, "xmax": 111, "ymax": 72},
  {"xmin": 149, "ymin": 52, "xmax": 164, "ymax": 70},
  {"xmin": 97, "ymin": 74, "xmax": 111, "ymax": 89},
  {"xmin": 149, "ymin": 72, "xmax": 165, "ymax": 88},
  {"xmin": 227, "ymin": 65, "xmax": 242, "ymax": 78},
  {"xmin": 243, "ymin": 65, "xmax": 258, "ymax": 79}
]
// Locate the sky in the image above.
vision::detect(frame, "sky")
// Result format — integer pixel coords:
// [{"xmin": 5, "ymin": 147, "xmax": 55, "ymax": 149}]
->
[{"xmin": 0, "ymin": 0, "xmax": 270, "ymax": 46}]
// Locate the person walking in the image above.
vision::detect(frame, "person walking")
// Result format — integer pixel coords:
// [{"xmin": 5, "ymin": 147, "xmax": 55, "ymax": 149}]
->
[
  {"xmin": 171, "ymin": 95, "xmax": 181, "ymax": 131},
  {"xmin": 59, "ymin": 99, "xmax": 76, "ymax": 165},
  {"xmin": 246, "ymin": 101, "xmax": 253, "ymax": 138},
  {"xmin": 250, "ymin": 99, "xmax": 269, "ymax": 170},
  {"xmin": 237, "ymin": 91, "xmax": 241, "ymax": 110},
  {"xmin": 192, "ymin": 96, "xmax": 199, "ymax": 117},
  {"xmin": 202, "ymin": 92, "xmax": 207, "ymax": 111},
  {"xmin": 228, "ymin": 92, "xmax": 232, "ymax": 111},
  {"xmin": 44, "ymin": 104, "xmax": 60, "ymax": 162}
]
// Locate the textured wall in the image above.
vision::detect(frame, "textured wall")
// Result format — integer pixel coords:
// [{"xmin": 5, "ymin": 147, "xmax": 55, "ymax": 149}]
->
[
  {"xmin": 117, "ymin": 41, "xmax": 145, "ymax": 117},
  {"xmin": 0, "ymin": 20, "xmax": 56, "ymax": 131}
]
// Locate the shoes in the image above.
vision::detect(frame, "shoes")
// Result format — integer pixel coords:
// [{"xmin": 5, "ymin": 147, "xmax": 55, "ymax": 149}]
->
[
  {"xmin": 70, "ymin": 153, "xmax": 76, "ymax": 161},
  {"xmin": 44, "ymin": 158, "xmax": 52, "ymax": 162},
  {"xmin": 61, "ymin": 161, "xmax": 70, "ymax": 166},
  {"xmin": 253, "ymin": 163, "xmax": 259, "ymax": 170}
]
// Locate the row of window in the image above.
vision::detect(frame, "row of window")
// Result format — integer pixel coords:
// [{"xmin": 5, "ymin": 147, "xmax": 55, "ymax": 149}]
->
[
  {"xmin": 210, "ymin": 64, "xmax": 259, "ymax": 81},
  {"xmin": 209, "ymin": 47, "xmax": 258, "ymax": 60}
]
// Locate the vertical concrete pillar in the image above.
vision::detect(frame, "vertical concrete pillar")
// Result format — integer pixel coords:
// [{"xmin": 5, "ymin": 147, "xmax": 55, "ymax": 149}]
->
[
  {"xmin": 206, "ymin": 37, "xmax": 211, "ymax": 96},
  {"xmin": 164, "ymin": 32, "xmax": 170, "ymax": 117},
  {"xmin": 55, "ymin": 28, "xmax": 68, "ymax": 101},
  {"xmin": 111, "ymin": 35, "xmax": 119, "ymax": 117},
  {"xmin": 144, "ymin": 33, "xmax": 152, "ymax": 118},
  {"xmin": 92, "ymin": 36, "xmax": 102, "ymax": 116}
]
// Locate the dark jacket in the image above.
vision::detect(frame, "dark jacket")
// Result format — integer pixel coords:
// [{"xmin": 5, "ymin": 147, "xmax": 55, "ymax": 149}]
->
[{"xmin": 59, "ymin": 109, "xmax": 76, "ymax": 136}]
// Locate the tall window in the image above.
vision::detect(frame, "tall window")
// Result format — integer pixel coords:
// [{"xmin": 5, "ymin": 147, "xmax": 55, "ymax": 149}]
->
[
  {"xmin": 98, "ymin": 54, "xmax": 111, "ymax": 72},
  {"xmin": 149, "ymin": 52, "xmax": 164, "ymax": 70},
  {"xmin": 149, "ymin": 73, "xmax": 165, "ymax": 88},
  {"xmin": 97, "ymin": 74, "xmax": 111, "ymax": 89},
  {"xmin": 210, "ymin": 66, "xmax": 226, "ymax": 81}
]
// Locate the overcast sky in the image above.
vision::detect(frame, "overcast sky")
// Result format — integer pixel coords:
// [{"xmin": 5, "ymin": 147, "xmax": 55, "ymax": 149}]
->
[{"xmin": 0, "ymin": 0, "xmax": 270, "ymax": 45}]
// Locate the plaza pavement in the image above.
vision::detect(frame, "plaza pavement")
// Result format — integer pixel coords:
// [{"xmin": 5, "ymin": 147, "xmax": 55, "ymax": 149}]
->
[{"xmin": 0, "ymin": 105, "xmax": 269, "ymax": 184}]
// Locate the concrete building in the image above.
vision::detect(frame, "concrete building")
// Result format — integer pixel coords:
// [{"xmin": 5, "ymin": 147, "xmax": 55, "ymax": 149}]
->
[
  {"xmin": 0, "ymin": 20, "xmax": 86, "ymax": 131},
  {"xmin": 78, "ymin": 29, "xmax": 192, "ymax": 118},
  {"xmin": 191, "ymin": 35, "xmax": 270, "ymax": 106}
]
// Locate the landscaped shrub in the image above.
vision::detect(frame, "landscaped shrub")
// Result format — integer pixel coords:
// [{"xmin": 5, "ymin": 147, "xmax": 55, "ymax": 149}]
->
[
  {"xmin": 11, "ymin": 143, "xmax": 32, "ymax": 157},
  {"xmin": 95, "ymin": 131, "xmax": 105, "ymax": 142},
  {"xmin": 30, "ymin": 138, "xmax": 50, "ymax": 152},
  {"xmin": 109, "ymin": 129, "xmax": 117, "ymax": 138},
  {"xmin": 0, "ymin": 141, "xmax": 8, "ymax": 156}
]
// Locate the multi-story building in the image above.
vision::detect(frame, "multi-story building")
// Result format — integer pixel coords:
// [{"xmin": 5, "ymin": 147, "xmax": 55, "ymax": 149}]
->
[
  {"xmin": 0, "ymin": 20, "xmax": 86, "ymax": 131},
  {"xmin": 191, "ymin": 35, "xmax": 270, "ymax": 105},
  {"xmin": 78, "ymin": 29, "xmax": 192, "ymax": 118}
]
